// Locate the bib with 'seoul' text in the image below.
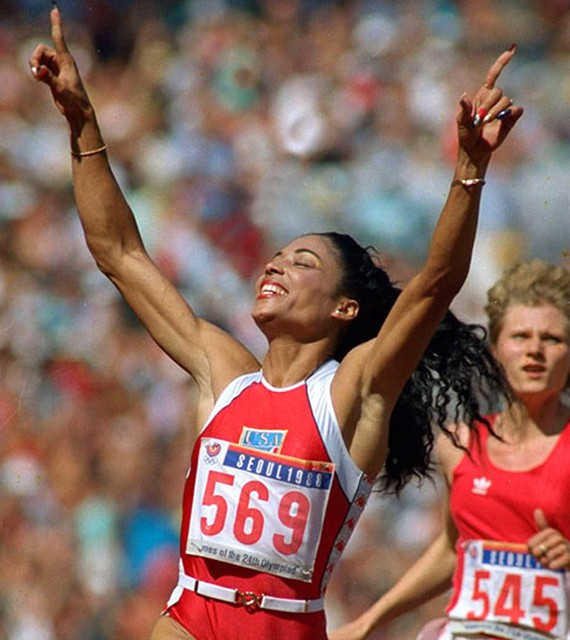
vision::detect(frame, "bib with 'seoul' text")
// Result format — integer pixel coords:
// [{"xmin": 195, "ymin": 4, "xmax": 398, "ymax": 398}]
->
[
  {"xmin": 186, "ymin": 438, "xmax": 335, "ymax": 582},
  {"xmin": 448, "ymin": 540, "xmax": 569, "ymax": 639}
]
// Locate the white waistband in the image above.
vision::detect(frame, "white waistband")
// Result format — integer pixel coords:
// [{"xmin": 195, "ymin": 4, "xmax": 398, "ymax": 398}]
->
[{"xmin": 176, "ymin": 572, "xmax": 324, "ymax": 613}]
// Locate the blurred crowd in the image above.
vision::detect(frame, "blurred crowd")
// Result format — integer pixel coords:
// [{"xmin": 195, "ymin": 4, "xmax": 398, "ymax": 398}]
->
[{"xmin": 1, "ymin": 0, "xmax": 569, "ymax": 638}]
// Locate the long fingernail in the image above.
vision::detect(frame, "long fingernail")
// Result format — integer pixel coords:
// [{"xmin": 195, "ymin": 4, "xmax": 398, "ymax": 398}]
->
[
  {"xmin": 472, "ymin": 108, "xmax": 487, "ymax": 127},
  {"xmin": 32, "ymin": 65, "xmax": 47, "ymax": 79},
  {"xmin": 496, "ymin": 108, "xmax": 512, "ymax": 120},
  {"xmin": 509, "ymin": 43, "xmax": 517, "ymax": 52}
]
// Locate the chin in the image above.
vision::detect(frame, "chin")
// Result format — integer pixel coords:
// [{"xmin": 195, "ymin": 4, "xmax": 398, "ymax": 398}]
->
[{"xmin": 251, "ymin": 310, "xmax": 274, "ymax": 327}]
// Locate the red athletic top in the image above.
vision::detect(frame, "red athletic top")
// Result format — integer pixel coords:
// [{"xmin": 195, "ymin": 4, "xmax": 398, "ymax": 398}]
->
[
  {"xmin": 444, "ymin": 416, "xmax": 570, "ymax": 639},
  {"xmin": 449, "ymin": 415, "xmax": 570, "ymax": 546},
  {"xmin": 165, "ymin": 361, "xmax": 372, "ymax": 639}
]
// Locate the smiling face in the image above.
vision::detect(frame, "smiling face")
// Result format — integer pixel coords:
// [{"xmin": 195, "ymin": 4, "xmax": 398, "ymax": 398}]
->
[
  {"xmin": 492, "ymin": 303, "xmax": 570, "ymax": 402},
  {"xmin": 252, "ymin": 234, "xmax": 356, "ymax": 341}
]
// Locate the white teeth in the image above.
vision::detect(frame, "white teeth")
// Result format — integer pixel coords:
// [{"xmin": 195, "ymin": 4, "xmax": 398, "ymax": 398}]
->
[{"xmin": 261, "ymin": 284, "xmax": 286, "ymax": 295}]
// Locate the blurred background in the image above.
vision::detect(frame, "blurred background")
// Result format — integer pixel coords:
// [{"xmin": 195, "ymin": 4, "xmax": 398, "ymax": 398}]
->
[{"xmin": 1, "ymin": 0, "xmax": 569, "ymax": 638}]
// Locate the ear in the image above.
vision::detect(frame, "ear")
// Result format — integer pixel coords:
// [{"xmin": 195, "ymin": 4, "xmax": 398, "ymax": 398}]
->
[{"xmin": 332, "ymin": 298, "xmax": 359, "ymax": 322}]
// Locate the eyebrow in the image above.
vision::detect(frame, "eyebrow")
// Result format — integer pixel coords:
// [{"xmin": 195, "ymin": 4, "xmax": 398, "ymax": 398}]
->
[{"xmin": 272, "ymin": 248, "xmax": 322, "ymax": 261}]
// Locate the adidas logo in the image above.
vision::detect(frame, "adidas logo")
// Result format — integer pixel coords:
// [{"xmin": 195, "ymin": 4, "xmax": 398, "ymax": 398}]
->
[{"xmin": 472, "ymin": 476, "xmax": 492, "ymax": 495}]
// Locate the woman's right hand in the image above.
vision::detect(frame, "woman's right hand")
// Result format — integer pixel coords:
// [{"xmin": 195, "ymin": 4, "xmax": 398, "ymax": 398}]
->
[{"xmin": 29, "ymin": 6, "xmax": 91, "ymax": 123}]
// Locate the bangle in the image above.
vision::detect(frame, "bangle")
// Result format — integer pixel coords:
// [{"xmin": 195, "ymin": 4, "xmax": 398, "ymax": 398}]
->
[
  {"xmin": 452, "ymin": 178, "xmax": 486, "ymax": 188},
  {"xmin": 70, "ymin": 144, "xmax": 107, "ymax": 158}
]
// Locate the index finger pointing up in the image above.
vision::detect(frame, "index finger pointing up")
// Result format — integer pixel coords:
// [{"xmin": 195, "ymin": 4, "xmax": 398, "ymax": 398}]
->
[
  {"xmin": 50, "ymin": 5, "xmax": 69, "ymax": 53},
  {"xmin": 484, "ymin": 44, "xmax": 516, "ymax": 89}
]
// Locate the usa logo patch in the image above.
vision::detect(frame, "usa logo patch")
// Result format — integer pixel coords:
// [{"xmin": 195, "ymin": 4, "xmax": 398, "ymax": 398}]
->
[{"xmin": 239, "ymin": 427, "xmax": 287, "ymax": 453}]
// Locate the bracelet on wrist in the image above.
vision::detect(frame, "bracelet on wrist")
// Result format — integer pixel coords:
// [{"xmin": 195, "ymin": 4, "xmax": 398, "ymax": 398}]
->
[
  {"xmin": 70, "ymin": 144, "xmax": 107, "ymax": 158},
  {"xmin": 451, "ymin": 177, "xmax": 486, "ymax": 188}
]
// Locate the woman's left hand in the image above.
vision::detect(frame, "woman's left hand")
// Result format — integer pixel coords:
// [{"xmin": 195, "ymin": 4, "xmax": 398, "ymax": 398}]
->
[
  {"xmin": 456, "ymin": 46, "xmax": 524, "ymax": 166},
  {"xmin": 528, "ymin": 508, "xmax": 570, "ymax": 571}
]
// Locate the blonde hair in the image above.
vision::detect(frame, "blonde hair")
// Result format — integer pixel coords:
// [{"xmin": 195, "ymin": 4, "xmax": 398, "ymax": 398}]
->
[{"xmin": 485, "ymin": 259, "xmax": 570, "ymax": 345}]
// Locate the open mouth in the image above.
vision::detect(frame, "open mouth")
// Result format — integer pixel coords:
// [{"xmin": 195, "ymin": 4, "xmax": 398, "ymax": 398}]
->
[
  {"xmin": 522, "ymin": 364, "xmax": 546, "ymax": 375},
  {"xmin": 258, "ymin": 282, "xmax": 288, "ymax": 299}
]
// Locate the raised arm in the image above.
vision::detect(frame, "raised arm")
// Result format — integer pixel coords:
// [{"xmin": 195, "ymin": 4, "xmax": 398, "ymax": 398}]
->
[
  {"xmin": 365, "ymin": 47, "xmax": 522, "ymax": 400},
  {"xmin": 29, "ymin": 7, "xmax": 259, "ymax": 409},
  {"xmin": 335, "ymin": 48, "xmax": 522, "ymax": 474}
]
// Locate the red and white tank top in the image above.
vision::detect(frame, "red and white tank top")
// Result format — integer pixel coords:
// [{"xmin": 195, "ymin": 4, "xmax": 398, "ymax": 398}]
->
[{"xmin": 178, "ymin": 360, "xmax": 373, "ymax": 600}]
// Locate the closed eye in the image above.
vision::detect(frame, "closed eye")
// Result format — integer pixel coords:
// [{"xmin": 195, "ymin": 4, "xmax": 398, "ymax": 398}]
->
[{"xmin": 293, "ymin": 260, "xmax": 316, "ymax": 268}]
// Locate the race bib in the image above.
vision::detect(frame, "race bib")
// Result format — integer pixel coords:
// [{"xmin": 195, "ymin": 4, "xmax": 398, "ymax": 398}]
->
[
  {"xmin": 185, "ymin": 438, "xmax": 335, "ymax": 582},
  {"xmin": 448, "ymin": 540, "xmax": 569, "ymax": 639}
]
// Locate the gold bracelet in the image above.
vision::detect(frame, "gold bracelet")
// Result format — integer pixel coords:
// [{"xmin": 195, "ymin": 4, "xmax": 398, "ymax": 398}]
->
[
  {"xmin": 70, "ymin": 144, "xmax": 107, "ymax": 158},
  {"xmin": 452, "ymin": 178, "xmax": 486, "ymax": 188}
]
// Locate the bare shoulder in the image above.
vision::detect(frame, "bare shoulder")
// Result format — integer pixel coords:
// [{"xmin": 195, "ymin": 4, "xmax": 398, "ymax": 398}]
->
[{"xmin": 435, "ymin": 422, "xmax": 470, "ymax": 485}]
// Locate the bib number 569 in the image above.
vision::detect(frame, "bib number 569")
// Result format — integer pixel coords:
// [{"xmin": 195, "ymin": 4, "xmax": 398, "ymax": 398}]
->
[{"xmin": 201, "ymin": 470, "xmax": 310, "ymax": 555}]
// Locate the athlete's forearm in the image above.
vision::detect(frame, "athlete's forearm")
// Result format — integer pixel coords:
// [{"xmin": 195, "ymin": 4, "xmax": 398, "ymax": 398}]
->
[
  {"xmin": 69, "ymin": 107, "xmax": 146, "ymax": 276},
  {"xmin": 422, "ymin": 147, "xmax": 487, "ymax": 299},
  {"xmin": 351, "ymin": 533, "xmax": 455, "ymax": 638},
  {"xmin": 421, "ymin": 46, "xmax": 522, "ymax": 304}
]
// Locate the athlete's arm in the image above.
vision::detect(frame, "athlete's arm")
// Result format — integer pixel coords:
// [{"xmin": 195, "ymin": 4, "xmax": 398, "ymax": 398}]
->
[
  {"xmin": 333, "ymin": 48, "xmax": 522, "ymax": 476},
  {"xmin": 29, "ymin": 7, "xmax": 260, "ymax": 414}
]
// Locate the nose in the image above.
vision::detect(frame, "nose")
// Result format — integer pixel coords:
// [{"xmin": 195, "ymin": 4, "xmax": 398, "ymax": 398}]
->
[
  {"xmin": 526, "ymin": 336, "xmax": 545, "ymax": 357},
  {"xmin": 264, "ymin": 257, "xmax": 285, "ymax": 275}
]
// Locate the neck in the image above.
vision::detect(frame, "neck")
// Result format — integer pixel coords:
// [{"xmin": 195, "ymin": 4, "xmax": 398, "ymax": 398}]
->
[
  {"xmin": 500, "ymin": 394, "xmax": 568, "ymax": 440},
  {"xmin": 261, "ymin": 337, "xmax": 333, "ymax": 387}
]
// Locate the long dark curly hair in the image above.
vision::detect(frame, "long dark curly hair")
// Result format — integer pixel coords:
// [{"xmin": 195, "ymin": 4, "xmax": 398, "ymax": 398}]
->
[{"xmin": 318, "ymin": 231, "xmax": 510, "ymax": 494}]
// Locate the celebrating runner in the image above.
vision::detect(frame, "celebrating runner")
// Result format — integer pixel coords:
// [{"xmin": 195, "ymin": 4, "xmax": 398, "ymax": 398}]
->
[{"xmin": 30, "ymin": 6, "xmax": 522, "ymax": 639}]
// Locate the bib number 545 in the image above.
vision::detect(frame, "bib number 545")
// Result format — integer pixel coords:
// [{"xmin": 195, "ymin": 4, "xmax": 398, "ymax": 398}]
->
[{"xmin": 467, "ymin": 569, "xmax": 559, "ymax": 632}]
